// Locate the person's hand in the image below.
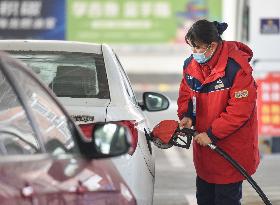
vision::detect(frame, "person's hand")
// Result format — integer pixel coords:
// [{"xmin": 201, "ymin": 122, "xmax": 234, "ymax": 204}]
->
[
  {"xmin": 194, "ymin": 132, "xmax": 212, "ymax": 146},
  {"xmin": 179, "ymin": 117, "xmax": 192, "ymax": 129}
]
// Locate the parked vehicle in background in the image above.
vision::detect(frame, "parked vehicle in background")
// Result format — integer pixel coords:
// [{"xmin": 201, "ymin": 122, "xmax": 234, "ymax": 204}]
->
[
  {"xmin": 0, "ymin": 51, "xmax": 136, "ymax": 205},
  {"xmin": 0, "ymin": 40, "xmax": 170, "ymax": 205}
]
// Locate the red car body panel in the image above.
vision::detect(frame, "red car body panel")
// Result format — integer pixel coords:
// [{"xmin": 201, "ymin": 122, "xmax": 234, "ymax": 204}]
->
[{"xmin": 0, "ymin": 155, "xmax": 136, "ymax": 205}]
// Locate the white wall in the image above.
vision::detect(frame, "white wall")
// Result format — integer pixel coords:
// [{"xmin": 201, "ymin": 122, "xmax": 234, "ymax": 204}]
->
[{"xmin": 222, "ymin": 0, "xmax": 239, "ymax": 41}]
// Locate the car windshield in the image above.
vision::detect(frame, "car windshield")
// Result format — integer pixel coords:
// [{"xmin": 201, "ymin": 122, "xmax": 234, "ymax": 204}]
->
[{"xmin": 9, "ymin": 51, "xmax": 110, "ymax": 99}]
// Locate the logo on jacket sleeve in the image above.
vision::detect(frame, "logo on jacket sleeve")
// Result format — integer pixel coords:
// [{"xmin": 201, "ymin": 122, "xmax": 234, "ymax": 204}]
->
[
  {"xmin": 235, "ymin": 90, "xmax": 249, "ymax": 98},
  {"xmin": 214, "ymin": 79, "xmax": 224, "ymax": 90}
]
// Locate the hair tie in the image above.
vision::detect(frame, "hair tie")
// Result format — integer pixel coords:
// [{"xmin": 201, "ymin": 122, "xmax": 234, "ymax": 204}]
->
[{"xmin": 213, "ymin": 21, "xmax": 228, "ymax": 35}]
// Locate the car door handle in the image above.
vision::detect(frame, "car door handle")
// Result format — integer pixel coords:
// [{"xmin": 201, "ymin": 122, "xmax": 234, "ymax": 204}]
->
[{"xmin": 21, "ymin": 184, "xmax": 34, "ymax": 198}]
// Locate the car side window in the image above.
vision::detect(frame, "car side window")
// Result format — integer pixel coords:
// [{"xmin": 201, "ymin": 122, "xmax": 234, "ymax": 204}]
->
[
  {"xmin": 0, "ymin": 69, "xmax": 40, "ymax": 155},
  {"xmin": 5, "ymin": 58, "xmax": 78, "ymax": 156},
  {"xmin": 114, "ymin": 54, "xmax": 138, "ymax": 105}
]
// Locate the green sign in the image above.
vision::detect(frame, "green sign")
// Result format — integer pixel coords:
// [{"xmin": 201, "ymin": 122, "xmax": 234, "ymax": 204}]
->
[{"xmin": 67, "ymin": 0, "xmax": 221, "ymax": 43}]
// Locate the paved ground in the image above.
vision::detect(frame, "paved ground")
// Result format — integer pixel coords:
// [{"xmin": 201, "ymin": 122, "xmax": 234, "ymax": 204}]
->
[{"xmin": 153, "ymin": 146, "xmax": 280, "ymax": 205}]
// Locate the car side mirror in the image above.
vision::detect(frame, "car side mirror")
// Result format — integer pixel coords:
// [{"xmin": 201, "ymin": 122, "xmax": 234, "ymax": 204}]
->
[
  {"xmin": 140, "ymin": 92, "xmax": 170, "ymax": 112},
  {"xmin": 75, "ymin": 122, "xmax": 132, "ymax": 159},
  {"xmin": 92, "ymin": 122, "xmax": 132, "ymax": 156}
]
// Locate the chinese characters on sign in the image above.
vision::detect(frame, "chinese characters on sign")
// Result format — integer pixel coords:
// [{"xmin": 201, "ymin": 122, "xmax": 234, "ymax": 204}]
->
[
  {"xmin": 71, "ymin": 1, "xmax": 171, "ymax": 19},
  {"xmin": 0, "ymin": 1, "xmax": 55, "ymax": 30},
  {"xmin": 67, "ymin": 0, "xmax": 175, "ymax": 43},
  {"xmin": 67, "ymin": 0, "xmax": 221, "ymax": 43},
  {"xmin": 257, "ymin": 73, "xmax": 280, "ymax": 136},
  {"xmin": 72, "ymin": 1, "xmax": 171, "ymax": 30},
  {"xmin": 0, "ymin": 0, "xmax": 65, "ymax": 39}
]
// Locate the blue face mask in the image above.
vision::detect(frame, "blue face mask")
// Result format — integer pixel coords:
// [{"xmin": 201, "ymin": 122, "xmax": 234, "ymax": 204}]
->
[{"xmin": 192, "ymin": 45, "xmax": 212, "ymax": 64}]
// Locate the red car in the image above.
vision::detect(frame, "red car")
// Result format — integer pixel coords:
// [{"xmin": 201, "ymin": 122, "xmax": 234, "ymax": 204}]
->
[{"xmin": 0, "ymin": 51, "xmax": 136, "ymax": 205}]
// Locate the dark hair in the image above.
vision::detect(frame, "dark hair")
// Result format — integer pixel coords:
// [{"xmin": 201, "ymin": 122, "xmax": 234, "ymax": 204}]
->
[{"xmin": 185, "ymin": 19, "xmax": 228, "ymax": 47}]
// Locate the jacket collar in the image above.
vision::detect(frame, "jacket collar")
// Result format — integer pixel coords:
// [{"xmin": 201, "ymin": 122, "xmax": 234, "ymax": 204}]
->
[
  {"xmin": 205, "ymin": 42, "xmax": 223, "ymax": 70},
  {"xmin": 187, "ymin": 42, "xmax": 228, "ymax": 84}
]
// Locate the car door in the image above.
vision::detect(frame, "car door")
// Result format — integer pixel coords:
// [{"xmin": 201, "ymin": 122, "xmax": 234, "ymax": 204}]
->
[
  {"xmin": 0, "ymin": 53, "xmax": 96, "ymax": 205},
  {"xmin": 0, "ymin": 52, "xmax": 83, "ymax": 205},
  {"xmin": 0, "ymin": 57, "xmax": 41, "ymax": 205}
]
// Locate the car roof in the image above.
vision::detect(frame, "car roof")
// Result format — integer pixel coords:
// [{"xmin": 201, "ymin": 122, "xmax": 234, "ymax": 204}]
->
[{"xmin": 0, "ymin": 40, "xmax": 103, "ymax": 54}]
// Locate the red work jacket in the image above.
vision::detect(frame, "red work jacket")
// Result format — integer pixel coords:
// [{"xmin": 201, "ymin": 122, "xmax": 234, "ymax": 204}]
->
[{"xmin": 177, "ymin": 41, "xmax": 260, "ymax": 184}]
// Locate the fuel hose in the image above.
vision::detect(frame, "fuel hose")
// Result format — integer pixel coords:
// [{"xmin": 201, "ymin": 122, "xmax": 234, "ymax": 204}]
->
[{"xmin": 207, "ymin": 144, "xmax": 272, "ymax": 205}]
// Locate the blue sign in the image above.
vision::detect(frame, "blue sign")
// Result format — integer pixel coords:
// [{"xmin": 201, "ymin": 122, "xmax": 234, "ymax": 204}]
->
[
  {"xmin": 0, "ymin": 0, "xmax": 65, "ymax": 40},
  {"xmin": 260, "ymin": 18, "xmax": 279, "ymax": 34}
]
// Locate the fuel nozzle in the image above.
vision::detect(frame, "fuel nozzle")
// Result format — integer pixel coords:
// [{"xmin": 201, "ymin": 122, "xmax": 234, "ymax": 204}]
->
[
  {"xmin": 171, "ymin": 127, "xmax": 196, "ymax": 149},
  {"xmin": 145, "ymin": 120, "xmax": 196, "ymax": 149}
]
